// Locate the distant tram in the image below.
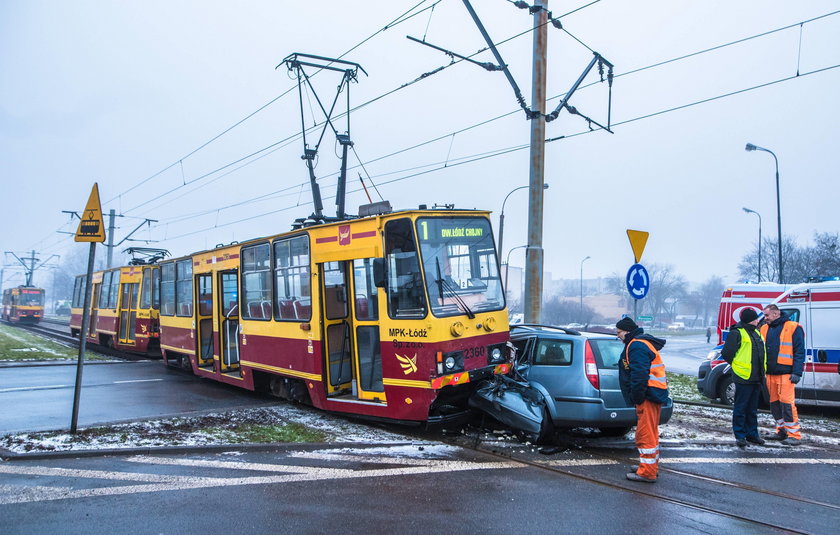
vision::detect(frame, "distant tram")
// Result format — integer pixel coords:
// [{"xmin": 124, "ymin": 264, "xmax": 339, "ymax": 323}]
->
[
  {"xmin": 1, "ymin": 286, "xmax": 45, "ymax": 324},
  {"xmin": 70, "ymin": 264, "xmax": 161, "ymax": 355},
  {"xmin": 142, "ymin": 206, "xmax": 511, "ymax": 424}
]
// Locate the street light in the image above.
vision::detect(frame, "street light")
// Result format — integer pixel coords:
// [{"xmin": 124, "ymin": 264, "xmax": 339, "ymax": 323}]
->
[
  {"xmin": 504, "ymin": 245, "xmax": 528, "ymax": 300},
  {"xmin": 742, "ymin": 207, "xmax": 762, "ymax": 282},
  {"xmin": 745, "ymin": 143, "xmax": 783, "ymax": 283},
  {"xmin": 497, "ymin": 183, "xmax": 549, "ymax": 267},
  {"xmin": 580, "ymin": 256, "xmax": 590, "ymax": 322}
]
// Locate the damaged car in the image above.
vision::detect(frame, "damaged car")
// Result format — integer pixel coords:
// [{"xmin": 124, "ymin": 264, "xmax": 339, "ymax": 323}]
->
[{"xmin": 469, "ymin": 324, "xmax": 673, "ymax": 443}]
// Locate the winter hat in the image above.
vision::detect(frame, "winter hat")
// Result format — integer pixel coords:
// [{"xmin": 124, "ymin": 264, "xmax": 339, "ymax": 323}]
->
[
  {"xmin": 740, "ymin": 308, "xmax": 759, "ymax": 324},
  {"xmin": 616, "ymin": 317, "xmax": 638, "ymax": 332}
]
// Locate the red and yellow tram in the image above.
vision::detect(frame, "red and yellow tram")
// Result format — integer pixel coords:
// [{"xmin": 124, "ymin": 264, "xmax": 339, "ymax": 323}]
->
[
  {"xmin": 1, "ymin": 286, "xmax": 45, "ymax": 324},
  {"xmin": 70, "ymin": 265, "xmax": 160, "ymax": 355},
  {"xmin": 156, "ymin": 207, "xmax": 512, "ymax": 423}
]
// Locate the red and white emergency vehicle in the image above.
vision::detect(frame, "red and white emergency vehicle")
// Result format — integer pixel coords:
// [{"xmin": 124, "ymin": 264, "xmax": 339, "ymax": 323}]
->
[{"xmin": 700, "ymin": 280, "xmax": 840, "ymax": 406}]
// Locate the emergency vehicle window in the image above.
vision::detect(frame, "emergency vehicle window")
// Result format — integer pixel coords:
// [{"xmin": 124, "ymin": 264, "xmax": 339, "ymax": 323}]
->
[
  {"xmin": 242, "ymin": 243, "xmax": 271, "ymax": 321},
  {"xmin": 780, "ymin": 308, "xmax": 800, "ymax": 323},
  {"xmin": 160, "ymin": 263, "xmax": 175, "ymax": 316},
  {"xmin": 384, "ymin": 218, "xmax": 427, "ymax": 319}
]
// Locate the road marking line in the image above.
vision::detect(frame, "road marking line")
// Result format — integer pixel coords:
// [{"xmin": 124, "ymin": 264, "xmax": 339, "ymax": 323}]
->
[
  {"xmin": 543, "ymin": 457, "xmax": 840, "ymax": 467},
  {"xmin": 113, "ymin": 379, "xmax": 164, "ymax": 384},
  {"xmin": 0, "ymin": 385, "xmax": 69, "ymax": 393},
  {"xmin": 0, "ymin": 459, "xmax": 520, "ymax": 505}
]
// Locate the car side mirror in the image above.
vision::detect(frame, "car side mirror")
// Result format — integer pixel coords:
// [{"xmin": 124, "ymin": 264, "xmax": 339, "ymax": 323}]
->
[{"xmin": 372, "ymin": 258, "xmax": 387, "ymax": 288}]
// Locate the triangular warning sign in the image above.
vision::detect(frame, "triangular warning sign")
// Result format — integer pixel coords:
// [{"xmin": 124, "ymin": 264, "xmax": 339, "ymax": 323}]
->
[
  {"xmin": 75, "ymin": 183, "xmax": 106, "ymax": 243},
  {"xmin": 626, "ymin": 229, "xmax": 649, "ymax": 263}
]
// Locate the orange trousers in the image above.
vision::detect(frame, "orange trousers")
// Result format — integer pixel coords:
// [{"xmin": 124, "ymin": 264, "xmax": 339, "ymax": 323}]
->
[
  {"xmin": 766, "ymin": 374, "xmax": 802, "ymax": 439},
  {"xmin": 635, "ymin": 399, "xmax": 661, "ymax": 479}
]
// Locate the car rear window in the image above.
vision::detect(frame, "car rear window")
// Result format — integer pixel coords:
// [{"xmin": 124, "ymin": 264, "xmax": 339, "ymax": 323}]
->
[
  {"xmin": 589, "ymin": 338, "xmax": 624, "ymax": 368},
  {"xmin": 534, "ymin": 339, "xmax": 573, "ymax": 366}
]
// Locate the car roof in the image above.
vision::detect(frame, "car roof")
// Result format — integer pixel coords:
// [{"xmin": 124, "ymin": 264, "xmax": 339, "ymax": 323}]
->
[{"xmin": 510, "ymin": 324, "xmax": 617, "ymax": 340}]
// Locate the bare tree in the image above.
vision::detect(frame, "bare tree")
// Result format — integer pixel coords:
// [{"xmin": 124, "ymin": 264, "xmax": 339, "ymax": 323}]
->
[
  {"xmin": 641, "ymin": 263, "xmax": 687, "ymax": 324},
  {"xmin": 739, "ymin": 233, "xmax": 840, "ymax": 284}
]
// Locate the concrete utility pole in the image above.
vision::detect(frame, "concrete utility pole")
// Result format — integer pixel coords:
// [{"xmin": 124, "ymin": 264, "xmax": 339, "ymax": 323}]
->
[
  {"xmin": 524, "ymin": 0, "xmax": 548, "ymax": 324},
  {"xmin": 106, "ymin": 209, "xmax": 116, "ymax": 269}
]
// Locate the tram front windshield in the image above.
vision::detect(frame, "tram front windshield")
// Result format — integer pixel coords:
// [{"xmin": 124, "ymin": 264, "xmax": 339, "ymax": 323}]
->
[
  {"xmin": 416, "ymin": 217, "xmax": 504, "ymax": 317},
  {"xmin": 20, "ymin": 289, "xmax": 44, "ymax": 306}
]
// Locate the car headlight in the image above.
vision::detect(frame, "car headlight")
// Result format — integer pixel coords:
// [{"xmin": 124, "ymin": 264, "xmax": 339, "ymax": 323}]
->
[{"xmin": 706, "ymin": 349, "xmax": 721, "ymax": 360}]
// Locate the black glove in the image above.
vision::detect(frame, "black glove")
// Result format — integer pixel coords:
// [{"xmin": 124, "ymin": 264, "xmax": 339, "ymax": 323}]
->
[{"xmin": 790, "ymin": 374, "xmax": 801, "ymax": 384}]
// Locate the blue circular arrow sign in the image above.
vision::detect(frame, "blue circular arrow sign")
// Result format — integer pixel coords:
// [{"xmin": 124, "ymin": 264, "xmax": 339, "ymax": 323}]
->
[{"xmin": 626, "ymin": 263, "xmax": 650, "ymax": 300}]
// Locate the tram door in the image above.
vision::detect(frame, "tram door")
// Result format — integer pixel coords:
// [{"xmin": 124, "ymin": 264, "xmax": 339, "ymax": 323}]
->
[
  {"xmin": 322, "ymin": 262, "xmax": 354, "ymax": 395},
  {"xmin": 218, "ymin": 270, "xmax": 240, "ymax": 374},
  {"xmin": 195, "ymin": 274, "xmax": 215, "ymax": 369},
  {"xmin": 88, "ymin": 283, "xmax": 100, "ymax": 337},
  {"xmin": 118, "ymin": 282, "xmax": 139, "ymax": 345},
  {"xmin": 351, "ymin": 258, "xmax": 384, "ymax": 402}
]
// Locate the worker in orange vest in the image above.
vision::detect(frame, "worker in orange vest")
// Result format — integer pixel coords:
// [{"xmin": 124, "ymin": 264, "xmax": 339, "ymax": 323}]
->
[
  {"xmin": 761, "ymin": 304, "xmax": 805, "ymax": 445},
  {"xmin": 616, "ymin": 317, "xmax": 670, "ymax": 483}
]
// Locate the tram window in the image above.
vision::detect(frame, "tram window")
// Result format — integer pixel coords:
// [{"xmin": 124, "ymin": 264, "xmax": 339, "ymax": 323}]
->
[
  {"xmin": 323, "ymin": 262, "xmax": 348, "ymax": 320},
  {"xmin": 72, "ymin": 276, "xmax": 85, "ymax": 308},
  {"xmin": 175, "ymin": 259, "xmax": 193, "ymax": 317},
  {"xmin": 140, "ymin": 268, "xmax": 151, "ymax": 309},
  {"xmin": 152, "ymin": 268, "xmax": 160, "ymax": 310},
  {"xmin": 108, "ymin": 271, "xmax": 119, "ymax": 308},
  {"xmin": 99, "ymin": 271, "xmax": 112, "ymax": 309},
  {"xmin": 273, "ymin": 235, "xmax": 311, "ymax": 321},
  {"xmin": 242, "ymin": 243, "xmax": 271, "ymax": 320},
  {"xmin": 353, "ymin": 258, "xmax": 379, "ymax": 321},
  {"xmin": 160, "ymin": 263, "xmax": 176, "ymax": 316},
  {"xmin": 384, "ymin": 218, "xmax": 427, "ymax": 319}
]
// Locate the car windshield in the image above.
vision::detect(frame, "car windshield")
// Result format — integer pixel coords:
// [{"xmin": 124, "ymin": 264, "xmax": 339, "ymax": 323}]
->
[
  {"xmin": 589, "ymin": 338, "xmax": 624, "ymax": 368},
  {"xmin": 416, "ymin": 216, "xmax": 504, "ymax": 318}
]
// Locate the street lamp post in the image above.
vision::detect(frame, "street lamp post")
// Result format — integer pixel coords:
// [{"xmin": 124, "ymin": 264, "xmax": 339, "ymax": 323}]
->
[
  {"xmin": 580, "ymin": 256, "xmax": 590, "ymax": 322},
  {"xmin": 504, "ymin": 245, "xmax": 528, "ymax": 301},
  {"xmin": 745, "ymin": 143, "xmax": 782, "ymax": 283},
  {"xmin": 742, "ymin": 207, "xmax": 762, "ymax": 282},
  {"xmin": 497, "ymin": 183, "xmax": 549, "ymax": 268}
]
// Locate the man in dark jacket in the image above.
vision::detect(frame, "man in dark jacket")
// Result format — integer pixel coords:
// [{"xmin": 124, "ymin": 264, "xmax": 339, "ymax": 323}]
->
[
  {"xmin": 616, "ymin": 317, "xmax": 669, "ymax": 483},
  {"xmin": 720, "ymin": 308, "xmax": 766, "ymax": 448},
  {"xmin": 761, "ymin": 305, "xmax": 805, "ymax": 445}
]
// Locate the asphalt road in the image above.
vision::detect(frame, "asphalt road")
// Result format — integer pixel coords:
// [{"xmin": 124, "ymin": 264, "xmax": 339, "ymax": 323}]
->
[
  {"xmin": 658, "ymin": 333, "xmax": 716, "ymax": 375},
  {"xmin": 0, "ymin": 361, "xmax": 271, "ymax": 435}
]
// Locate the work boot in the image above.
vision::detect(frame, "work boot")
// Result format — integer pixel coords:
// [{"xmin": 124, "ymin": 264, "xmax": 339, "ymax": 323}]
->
[
  {"xmin": 781, "ymin": 437, "xmax": 801, "ymax": 446},
  {"xmin": 736, "ymin": 438, "xmax": 747, "ymax": 449},
  {"xmin": 626, "ymin": 472, "xmax": 656, "ymax": 483},
  {"xmin": 765, "ymin": 430, "xmax": 787, "ymax": 441},
  {"xmin": 746, "ymin": 436, "xmax": 766, "ymax": 445}
]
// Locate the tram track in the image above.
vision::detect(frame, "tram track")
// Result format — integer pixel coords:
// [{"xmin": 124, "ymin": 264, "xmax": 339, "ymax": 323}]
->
[{"xmin": 413, "ymin": 424, "xmax": 839, "ymax": 534}]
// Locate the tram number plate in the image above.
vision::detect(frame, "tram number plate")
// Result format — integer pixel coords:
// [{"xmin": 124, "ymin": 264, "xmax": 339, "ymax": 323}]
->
[{"xmin": 464, "ymin": 346, "xmax": 485, "ymax": 359}]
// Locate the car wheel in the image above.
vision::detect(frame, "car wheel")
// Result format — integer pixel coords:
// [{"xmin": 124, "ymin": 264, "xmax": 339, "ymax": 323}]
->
[
  {"xmin": 534, "ymin": 405, "xmax": 555, "ymax": 445},
  {"xmin": 717, "ymin": 375, "xmax": 735, "ymax": 405},
  {"xmin": 599, "ymin": 426, "xmax": 633, "ymax": 437}
]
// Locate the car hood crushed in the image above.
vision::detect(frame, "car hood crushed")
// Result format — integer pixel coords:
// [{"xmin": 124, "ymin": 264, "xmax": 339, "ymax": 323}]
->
[{"xmin": 468, "ymin": 374, "xmax": 546, "ymax": 435}]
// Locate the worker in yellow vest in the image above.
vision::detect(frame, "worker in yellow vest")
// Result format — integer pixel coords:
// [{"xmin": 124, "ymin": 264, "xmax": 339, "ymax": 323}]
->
[
  {"xmin": 761, "ymin": 304, "xmax": 805, "ymax": 446},
  {"xmin": 720, "ymin": 307, "xmax": 766, "ymax": 448}
]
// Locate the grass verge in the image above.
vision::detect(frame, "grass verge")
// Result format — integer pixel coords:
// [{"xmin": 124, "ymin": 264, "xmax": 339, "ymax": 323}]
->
[{"xmin": 0, "ymin": 323, "xmax": 108, "ymax": 362}]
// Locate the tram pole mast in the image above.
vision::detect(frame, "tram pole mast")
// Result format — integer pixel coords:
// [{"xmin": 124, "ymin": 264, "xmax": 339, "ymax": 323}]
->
[
  {"xmin": 106, "ymin": 209, "xmax": 116, "ymax": 268},
  {"xmin": 524, "ymin": 0, "xmax": 548, "ymax": 324}
]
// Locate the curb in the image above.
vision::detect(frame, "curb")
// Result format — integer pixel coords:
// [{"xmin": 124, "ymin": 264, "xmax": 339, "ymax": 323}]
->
[{"xmin": 0, "ymin": 441, "xmax": 421, "ymax": 461}]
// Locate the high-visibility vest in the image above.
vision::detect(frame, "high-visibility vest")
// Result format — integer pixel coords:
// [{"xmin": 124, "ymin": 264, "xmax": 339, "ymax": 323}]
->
[
  {"xmin": 624, "ymin": 339, "xmax": 668, "ymax": 389},
  {"xmin": 732, "ymin": 327, "xmax": 767, "ymax": 380},
  {"xmin": 760, "ymin": 321, "xmax": 799, "ymax": 366}
]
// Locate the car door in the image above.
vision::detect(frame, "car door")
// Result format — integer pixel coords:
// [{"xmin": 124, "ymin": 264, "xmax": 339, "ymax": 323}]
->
[{"xmin": 588, "ymin": 337, "xmax": 629, "ymax": 409}]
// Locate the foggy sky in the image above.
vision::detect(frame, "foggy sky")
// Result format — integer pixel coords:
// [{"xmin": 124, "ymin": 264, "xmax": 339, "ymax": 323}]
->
[{"xmin": 2, "ymin": 0, "xmax": 839, "ymax": 290}]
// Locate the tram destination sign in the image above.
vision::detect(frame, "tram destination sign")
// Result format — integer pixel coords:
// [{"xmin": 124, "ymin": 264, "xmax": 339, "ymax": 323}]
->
[{"xmin": 418, "ymin": 218, "xmax": 489, "ymax": 242}]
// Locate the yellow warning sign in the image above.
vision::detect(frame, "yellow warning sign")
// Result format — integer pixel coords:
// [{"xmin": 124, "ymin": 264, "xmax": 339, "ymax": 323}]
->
[
  {"xmin": 626, "ymin": 229, "xmax": 649, "ymax": 263},
  {"xmin": 75, "ymin": 183, "xmax": 106, "ymax": 243}
]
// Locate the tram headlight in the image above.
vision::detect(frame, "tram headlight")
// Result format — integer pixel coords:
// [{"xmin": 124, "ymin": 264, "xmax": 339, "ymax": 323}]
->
[
  {"xmin": 441, "ymin": 351, "xmax": 464, "ymax": 374},
  {"xmin": 488, "ymin": 344, "xmax": 505, "ymax": 364}
]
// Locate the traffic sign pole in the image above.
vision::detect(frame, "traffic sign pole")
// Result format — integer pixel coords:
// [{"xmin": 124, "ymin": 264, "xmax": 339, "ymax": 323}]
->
[{"xmin": 71, "ymin": 242, "xmax": 96, "ymax": 434}]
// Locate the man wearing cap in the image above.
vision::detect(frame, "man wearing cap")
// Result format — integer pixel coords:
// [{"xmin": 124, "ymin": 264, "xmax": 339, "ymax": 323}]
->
[
  {"xmin": 616, "ymin": 317, "xmax": 669, "ymax": 483},
  {"xmin": 720, "ymin": 307, "xmax": 767, "ymax": 448}
]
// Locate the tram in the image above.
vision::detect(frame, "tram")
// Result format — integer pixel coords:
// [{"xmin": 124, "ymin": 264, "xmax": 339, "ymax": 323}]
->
[
  {"xmin": 157, "ymin": 206, "xmax": 512, "ymax": 424},
  {"xmin": 1, "ymin": 286, "xmax": 45, "ymax": 324},
  {"xmin": 70, "ymin": 264, "xmax": 161, "ymax": 355}
]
